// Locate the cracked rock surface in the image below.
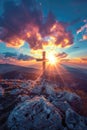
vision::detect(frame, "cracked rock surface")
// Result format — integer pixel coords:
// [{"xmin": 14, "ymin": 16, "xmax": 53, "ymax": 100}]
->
[
  {"xmin": 7, "ymin": 96, "xmax": 62, "ymax": 130},
  {"xmin": 0, "ymin": 80, "xmax": 87, "ymax": 130},
  {"xmin": 7, "ymin": 84, "xmax": 87, "ymax": 130}
]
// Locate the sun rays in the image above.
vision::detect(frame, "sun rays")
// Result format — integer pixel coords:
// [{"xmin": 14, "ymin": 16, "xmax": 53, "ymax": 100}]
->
[{"xmin": 47, "ymin": 52, "xmax": 57, "ymax": 65}]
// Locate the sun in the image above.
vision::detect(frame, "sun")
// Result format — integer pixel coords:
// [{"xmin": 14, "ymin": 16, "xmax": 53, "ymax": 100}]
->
[{"xmin": 47, "ymin": 52, "xmax": 57, "ymax": 65}]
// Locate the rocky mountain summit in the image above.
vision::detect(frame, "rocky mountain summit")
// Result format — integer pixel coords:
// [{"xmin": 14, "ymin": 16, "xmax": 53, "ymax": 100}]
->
[{"xmin": 0, "ymin": 79, "xmax": 87, "ymax": 130}]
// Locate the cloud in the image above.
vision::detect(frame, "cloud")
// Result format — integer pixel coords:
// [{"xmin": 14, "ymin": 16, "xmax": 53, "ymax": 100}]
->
[
  {"xmin": 77, "ymin": 21, "xmax": 87, "ymax": 41},
  {"xmin": 83, "ymin": 35, "xmax": 87, "ymax": 40},
  {"xmin": 81, "ymin": 58, "xmax": 87, "ymax": 61},
  {"xmin": 18, "ymin": 54, "xmax": 34, "ymax": 61},
  {"xmin": 0, "ymin": 0, "xmax": 73, "ymax": 49},
  {"xmin": 6, "ymin": 38, "xmax": 24, "ymax": 48},
  {"xmin": 56, "ymin": 52, "xmax": 68, "ymax": 59},
  {"xmin": 3, "ymin": 52, "xmax": 17, "ymax": 58},
  {"xmin": 2, "ymin": 52, "xmax": 34, "ymax": 61},
  {"xmin": 0, "ymin": 51, "xmax": 35, "ymax": 66},
  {"xmin": 77, "ymin": 23, "xmax": 87, "ymax": 34},
  {"xmin": 0, "ymin": 56, "xmax": 36, "ymax": 67}
]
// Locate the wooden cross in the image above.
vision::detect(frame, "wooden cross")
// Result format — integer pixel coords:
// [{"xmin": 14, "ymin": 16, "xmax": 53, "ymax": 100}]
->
[{"xmin": 36, "ymin": 51, "xmax": 47, "ymax": 76}]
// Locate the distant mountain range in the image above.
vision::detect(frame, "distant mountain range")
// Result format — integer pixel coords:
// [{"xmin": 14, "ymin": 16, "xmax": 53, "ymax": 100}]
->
[{"xmin": 0, "ymin": 64, "xmax": 40, "ymax": 80}]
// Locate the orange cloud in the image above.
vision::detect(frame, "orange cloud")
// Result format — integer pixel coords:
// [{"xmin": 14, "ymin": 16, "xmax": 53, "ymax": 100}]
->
[
  {"xmin": 6, "ymin": 37, "xmax": 24, "ymax": 48},
  {"xmin": 83, "ymin": 35, "xmax": 87, "ymax": 40}
]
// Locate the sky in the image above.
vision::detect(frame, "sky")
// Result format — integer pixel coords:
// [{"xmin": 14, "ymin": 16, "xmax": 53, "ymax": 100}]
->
[{"xmin": 0, "ymin": 0, "xmax": 87, "ymax": 66}]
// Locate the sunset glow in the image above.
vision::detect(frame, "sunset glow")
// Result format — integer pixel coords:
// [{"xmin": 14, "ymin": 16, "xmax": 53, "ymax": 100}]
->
[{"xmin": 47, "ymin": 52, "xmax": 57, "ymax": 65}]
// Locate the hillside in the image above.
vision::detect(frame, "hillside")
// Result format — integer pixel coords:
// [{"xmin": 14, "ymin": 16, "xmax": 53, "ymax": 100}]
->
[{"xmin": 0, "ymin": 64, "xmax": 40, "ymax": 80}]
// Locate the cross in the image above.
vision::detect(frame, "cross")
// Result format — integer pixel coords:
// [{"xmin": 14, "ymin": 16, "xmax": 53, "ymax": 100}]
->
[{"xmin": 36, "ymin": 51, "xmax": 47, "ymax": 76}]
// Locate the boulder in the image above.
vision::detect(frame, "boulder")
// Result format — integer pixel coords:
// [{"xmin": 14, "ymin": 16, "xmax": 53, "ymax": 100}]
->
[
  {"xmin": 63, "ymin": 92, "xmax": 82, "ymax": 112},
  {"xmin": 7, "ymin": 96, "xmax": 62, "ymax": 130},
  {"xmin": 17, "ymin": 94, "xmax": 31, "ymax": 102},
  {"xmin": 48, "ymin": 91, "xmax": 82, "ymax": 113},
  {"xmin": 10, "ymin": 88, "xmax": 21, "ymax": 95},
  {"xmin": 0, "ymin": 85, "xmax": 4, "ymax": 97},
  {"xmin": 30, "ymin": 82, "xmax": 56, "ymax": 96},
  {"xmin": 0, "ymin": 104, "xmax": 3, "ymax": 111},
  {"xmin": 21, "ymin": 83, "xmax": 29, "ymax": 89},
  {"xmin": 65, "ymin": 108, "xmax": 87, "ymax": 130}
]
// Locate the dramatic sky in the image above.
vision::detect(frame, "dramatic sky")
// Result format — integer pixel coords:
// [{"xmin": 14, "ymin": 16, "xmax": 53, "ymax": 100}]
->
[{"xmin": 0, "ymin": 0, "xmax": 87, "ymax": 66}]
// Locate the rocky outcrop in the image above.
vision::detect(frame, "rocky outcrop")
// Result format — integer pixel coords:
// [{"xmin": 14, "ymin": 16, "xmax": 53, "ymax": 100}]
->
[
  {"xmin": 0, "ymin": 80, "xmax": 85, "ymax": 130},
  {"xmin": 48, "ymin": 91, "xmax": 82, "ymax": 113},
  {"xmin": 30, "ymin": 84, "xmax": 82, "ymax": 113},
  {"xmin": 65, "ymin": 108, "xmax": 87, "ymax": 130},
  {"xmin": 7, "ymin": 90, "xmax": 87, "ymax": 130},
  {"xmin": 7, "ymin": 96, "xmax": 62, "ymax": 130}
]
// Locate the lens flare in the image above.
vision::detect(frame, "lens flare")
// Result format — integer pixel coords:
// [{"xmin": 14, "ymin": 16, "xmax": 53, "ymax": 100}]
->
[{"xmin": 47, "ymin": 52, "xmax": 57, "ymax": 65}]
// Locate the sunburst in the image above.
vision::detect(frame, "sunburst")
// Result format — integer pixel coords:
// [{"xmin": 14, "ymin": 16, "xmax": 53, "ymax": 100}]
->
[{"xmin": 47, "ymin": 52, "xmax": 57, "ymax": 65}]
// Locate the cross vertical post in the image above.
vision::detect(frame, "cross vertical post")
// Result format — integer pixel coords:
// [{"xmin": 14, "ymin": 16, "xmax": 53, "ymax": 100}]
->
[
  {"xmin": 43, "ymin": 51, "xmax": 46, "ymax": 72},
  {"xmin": 36, "ymin": 51, "xmax": 47, "ymax": 77}
]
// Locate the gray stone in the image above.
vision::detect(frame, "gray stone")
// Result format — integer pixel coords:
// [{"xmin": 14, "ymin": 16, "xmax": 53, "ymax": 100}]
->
[
  {"xmin": 52, "ymin": 100, "xmax": 71, "ymax": 113},
  {"xmin": 7, "ymin": 96, "xmax": 62, "ymax": 130},
  {"xmin": 65, "ymin": 108, "xmax": 87, "ymax": 130},
  {"xmin": 21, "ymin": 82, "xmax": 29, "ymax": 88},
  {"xmin": 48, "ymin": 91, "xmax": 82, "ymax": 112},
  {"xmin": 17, "ymin": 94, "xmax": 31, "ymax": 102},
  {"xmin": 30, "ymin": 83, "xmax": 55, "ymax": 96},
  {"xmin": 0, "ymin": 104, "xmax": 3, "ymax": 111},
  {"xmin": 63, "ymin": 127, "xmax": 68, "ymax": 130},
  {"xmin": 0, "ymin": 85, "xmax": 4, "ymax": 97},
  {"xmin": 10, "ymin": 88, "xmax": 21, "ymax": 95}
]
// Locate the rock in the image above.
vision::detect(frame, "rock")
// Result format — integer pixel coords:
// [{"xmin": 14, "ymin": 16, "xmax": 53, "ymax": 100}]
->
[
  {"xmin": 65, "ymin": 108, "xmax": 87, "ymax": 130},
  {"xmin": 30, "ymin": 85, "xmax": 42, "ymax": 95},
  {"xmin": 17, "ymin": 94, "xmax": 31, "ymax": 102},
  {"xmin": 10, "ymin": 88, "xmax": 21, "ymax": 95},
  {"xmin": 63, "ymin": 127, "xmax": 68, "ymax": 130},
  {"xmin": 44, "ymin": 83, "xmax": 56, "ymax": 95},
  {"xmin": 7, "ymin": 96, "xmax": 62, "ymax": 130},
  {"xmin": 0, "ymin": 85, "xmax": 4, "ymax": 97},
  {"xmin": 21, "ymin": 83, "xmax": 29, "ymax": 88},
  {"xmin": 30, "ymin": 86, "xmax": 82, "ymax": 113},
  {"xmin": 63, "ymin": 92, "xmax": 82, "ymax": 112},
  {"xmin": 48, "ymin": 91, "xmax": 82, "ymax": 113},
  {"xmin": 52, "ymin": 100, "xmax": 71, "ymax": 113},
  {"xmin": 84, "ymin": 117, "xmax": 87, "ymax": 125},
  {"xmin": 0, "ymin": 104, "xmax": 3, "ymax": 111},
  {"xmin": 30, "ymin": 82, "xmax": 56, "ymax": 96}
]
